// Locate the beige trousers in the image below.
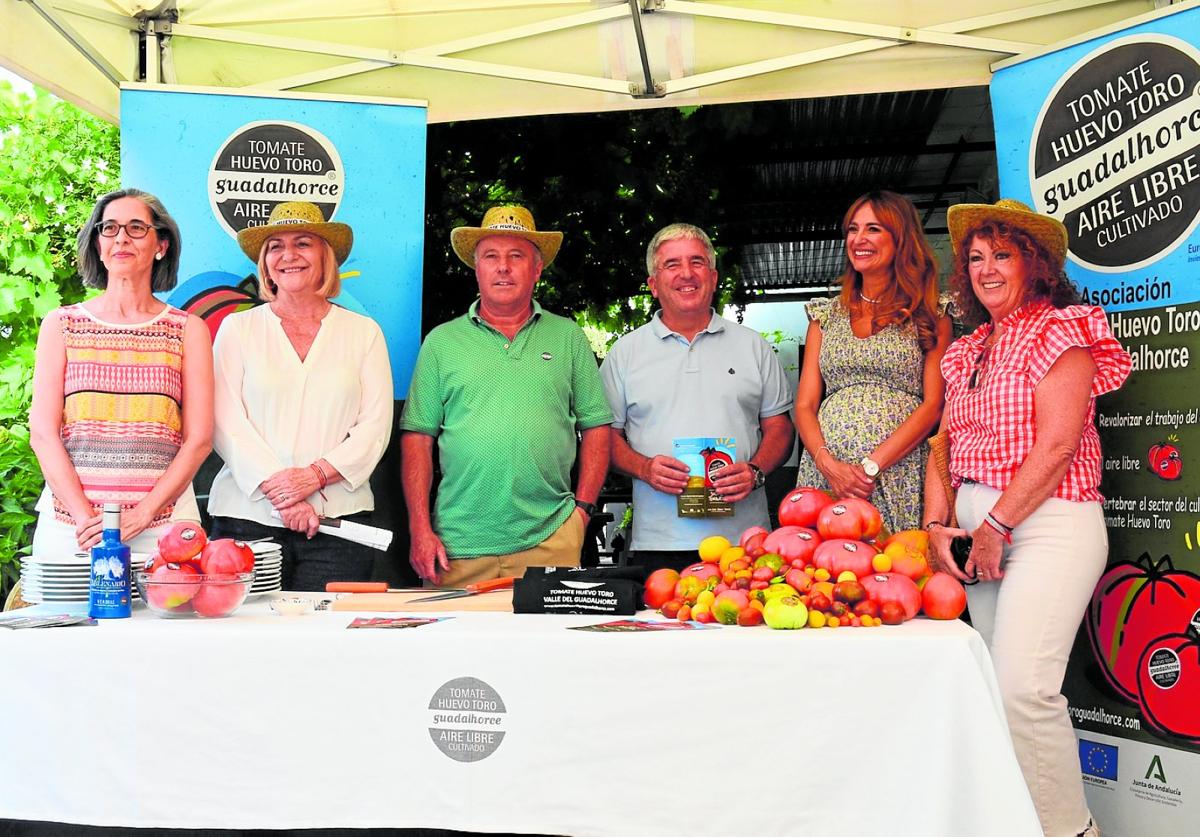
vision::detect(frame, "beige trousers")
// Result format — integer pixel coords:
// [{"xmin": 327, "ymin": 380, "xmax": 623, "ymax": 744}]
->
[
  {"xmin": 439, "ymin": 510, "xmax": 585, "ymax": 588},
  {"xmin": 958, "ymin": 481, "xmax": 1108, "ymax": 837}
]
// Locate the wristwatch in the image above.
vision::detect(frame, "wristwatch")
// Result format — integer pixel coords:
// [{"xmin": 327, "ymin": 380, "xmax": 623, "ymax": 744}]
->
[
  {"xmin": 575, "ymin": 500, "xmax": 598, "ymax": 516},
  {"xmin": 748, "ymin": 463, "xmax": 766, "ymax": 490},
  {"xmin": 861, "ymin": 457, "xmax": 881, "ymax": 478}
]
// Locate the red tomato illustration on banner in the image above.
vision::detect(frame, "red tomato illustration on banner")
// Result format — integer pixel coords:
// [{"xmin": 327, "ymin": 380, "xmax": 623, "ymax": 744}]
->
[
  {"xmin": 181, "ymin": 274, "xmax": 262, "ymax": 342},
  {"xmin": 1135, "ymin": 624, "xmax": 1200, "ymax": 742},
  {"xmin": 1147, "ymin": 437, "xmax": 1182, "ymax": 481},
  {"xmin": 1086, "ymin": 553, "xmax": 1200, "ymax": 703}
]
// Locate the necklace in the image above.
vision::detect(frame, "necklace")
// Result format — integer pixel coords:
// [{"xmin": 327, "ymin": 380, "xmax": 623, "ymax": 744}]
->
[{"xmin": 859, "ymin": 290, "xmax": 881, "ymax": 305}]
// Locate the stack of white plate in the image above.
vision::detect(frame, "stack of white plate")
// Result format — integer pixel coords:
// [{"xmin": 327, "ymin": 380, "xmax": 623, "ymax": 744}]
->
[
  {"xmin": 20, "ymin": 552, "xmax": 150, "ymax": 604},
  {"xmin": 249, "ymin": 541, "xmax": 283, "ymax": 596}
]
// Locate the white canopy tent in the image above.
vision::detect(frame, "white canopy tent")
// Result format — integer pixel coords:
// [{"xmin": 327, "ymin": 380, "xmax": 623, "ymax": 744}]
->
[{"xmin": 0, "ymin": 0, "xmax": 1184, "ymax": 124}]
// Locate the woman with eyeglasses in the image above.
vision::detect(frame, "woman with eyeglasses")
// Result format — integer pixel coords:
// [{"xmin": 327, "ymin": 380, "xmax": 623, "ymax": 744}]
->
[
  {"xmin": 29, "ymin": 188, "xmax": 213, "ymax": 555},
  {"xmin": 793, "ymin": 191, "xmax": 952, "ymax": 534},
  {"xmin": 923, "ymin": 199, "xmax": 1130, "ymax": 837}
]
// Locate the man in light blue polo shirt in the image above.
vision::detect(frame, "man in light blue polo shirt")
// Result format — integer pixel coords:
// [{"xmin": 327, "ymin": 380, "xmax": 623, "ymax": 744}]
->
[{"xmin": 600, "ymin": 223, "xmax": 794, "ymax": 574}]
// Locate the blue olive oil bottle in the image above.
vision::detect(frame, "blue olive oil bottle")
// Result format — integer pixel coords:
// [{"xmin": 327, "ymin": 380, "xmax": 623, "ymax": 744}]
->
[{"xmin": 88, "ymin": 503, "xmax": 131, "ymax": 619}]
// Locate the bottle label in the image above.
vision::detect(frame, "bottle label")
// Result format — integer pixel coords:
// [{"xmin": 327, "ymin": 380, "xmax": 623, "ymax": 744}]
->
[{"xmin": 89, "ymin": 553, "xmax": 131, "ymax": 614}]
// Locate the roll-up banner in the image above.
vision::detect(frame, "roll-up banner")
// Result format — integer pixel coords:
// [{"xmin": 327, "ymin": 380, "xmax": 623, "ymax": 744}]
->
[
  {"xmin": 991, "ymin": 5, "xmax": 1199, "ymax": 835},
  {"xmin": 119, "ymin": 85, "xmax": 427, "ymax": 398}
]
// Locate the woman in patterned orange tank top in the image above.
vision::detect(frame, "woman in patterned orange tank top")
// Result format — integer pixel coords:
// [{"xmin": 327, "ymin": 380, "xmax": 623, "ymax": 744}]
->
[{"xmin": 30, "ymin": 189, "xmax": 213, "ymax": 555}]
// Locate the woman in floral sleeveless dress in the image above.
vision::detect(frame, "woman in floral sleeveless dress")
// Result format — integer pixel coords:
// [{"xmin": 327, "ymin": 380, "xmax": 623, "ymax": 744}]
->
[{"xmin": 793, "ymin": 191, "xmax": 951, "ymax": 534}]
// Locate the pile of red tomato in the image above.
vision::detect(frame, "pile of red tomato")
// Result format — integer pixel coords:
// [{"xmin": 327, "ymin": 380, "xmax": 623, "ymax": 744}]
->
[{"xmin": 642, "ymin": 487, "xmax": 968, "ymax": 630}]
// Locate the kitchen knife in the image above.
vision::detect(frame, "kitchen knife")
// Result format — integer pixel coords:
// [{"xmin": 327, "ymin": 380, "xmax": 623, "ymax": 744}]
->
[
  {"xmin": 324, "ymin": 582, "xmax": 447, "ymax": 593},
  {"xmin": 409, "ymin": 576, "xmax": 518, "ymax": 602}
]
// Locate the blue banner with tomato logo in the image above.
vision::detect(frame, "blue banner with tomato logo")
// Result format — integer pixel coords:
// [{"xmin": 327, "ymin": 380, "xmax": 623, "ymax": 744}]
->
[
  {"xmin": 992, "ymin": 4, "xmax": 1200, "ymax": 834},
  {"xmin": 120, "ymin": 85, "xmax": 426, "ymax": 399}
]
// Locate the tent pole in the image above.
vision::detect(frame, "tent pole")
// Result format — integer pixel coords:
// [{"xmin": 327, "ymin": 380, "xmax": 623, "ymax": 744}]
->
[
  {"xmin": 143, "ymin": 20, "xmax": 161, "ymax": 85},
  {"xmin": 18, "ymin": 0, "xmax": 123, "ymax": 84},
  {"xmin": 627, "ymin": 0, "xmax": 662, "ymax": 98}
]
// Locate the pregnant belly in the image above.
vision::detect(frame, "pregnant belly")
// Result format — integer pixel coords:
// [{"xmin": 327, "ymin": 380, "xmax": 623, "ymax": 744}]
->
[{"xmin": 818, "ymin": 384, "xmax": 921, "ymax": 443}]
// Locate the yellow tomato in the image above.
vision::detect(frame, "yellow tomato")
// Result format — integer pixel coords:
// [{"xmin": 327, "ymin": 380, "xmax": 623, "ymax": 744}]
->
[
  {"xmin": 718, "ymin": 546, "xmax": 745, "ymax": 574},
  {"xmin": 698, "ymin": 536, "xmax": 732, "ymax": 562}
]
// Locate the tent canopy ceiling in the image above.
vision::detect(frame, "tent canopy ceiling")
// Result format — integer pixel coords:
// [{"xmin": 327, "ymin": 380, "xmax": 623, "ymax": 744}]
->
[
  {"xmin": 0, "ymin": 0, "xmax": 1173, "ymax": 125},
  {"xmin": 4, "ymin": 0, "xmax": 1188, "ymax": 296}
]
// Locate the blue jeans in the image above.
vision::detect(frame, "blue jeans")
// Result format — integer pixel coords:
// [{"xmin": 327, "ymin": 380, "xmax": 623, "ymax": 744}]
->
[{"xmin": 210, "ymin": 513, "xmax": 377, "ymax": 592}]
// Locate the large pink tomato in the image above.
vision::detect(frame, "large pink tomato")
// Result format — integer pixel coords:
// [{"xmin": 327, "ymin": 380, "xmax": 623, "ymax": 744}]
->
[
  {"xmin": 921, "ymin": 573, "xmax": 967, "ymax": 620},
  {"xmin": 680, "ymin": 562, "xmax": 721, "ymax": 582},
  {"xmin": 156, "ymin": 521, "xmax": 207, "ymax": 564},
  {"xmin": 777, "ymin": 487, "xmax": 835, "ymax": 528},
  {"xmin": 860, "ymin": 573, "xmax": 921, "ymax": 621},
  {"xmin": 643, "ymin": 569, "xmax": 681, "ymax": 610},
  {"xmin": 812, "ymin": 538, "xmax": 877, "ymax": 579},
  {"xmin": 191, "ymin": 576, "xmax": 249, "ymax": 618},
  {"xmin": 199, "ymin": 539, "xmax": 256, "ymax": 576},
  {"xmin": 146, "ymin": 563, "xmax": 201, "ymax": 610},
  {"xmin": 1086, "ymin": 553, "xmax": 1200, "ymax": 703},
  {"xmin": 738, "ymin": 526, "xmax": 769, "ymax": 548},
  {"xmin": 764, "ymin": 527, "xmax": 821, "ymax": 567},
  {"xmin": 816, "ymin": 498, "xmax": 882, "ymax": 541}
]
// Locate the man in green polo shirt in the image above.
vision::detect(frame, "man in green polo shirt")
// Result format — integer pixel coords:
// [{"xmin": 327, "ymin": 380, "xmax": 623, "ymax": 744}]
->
[{"xmin": 400, "ymin": 205, "xmax": 612, "ymax": 587}]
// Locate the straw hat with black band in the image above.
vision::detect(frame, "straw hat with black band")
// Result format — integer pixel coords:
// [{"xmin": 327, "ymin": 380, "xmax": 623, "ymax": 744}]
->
[
  {"xmin": 946, "ymin": 198, "xmax": 1068, "ymax": 272},
  {"xmin": 451, "ymin": 205, "xmax": 563, "ymax": 268},
  {"xmin": 236, "ymin": 201, "xmax": 353, "ymax": 265}
]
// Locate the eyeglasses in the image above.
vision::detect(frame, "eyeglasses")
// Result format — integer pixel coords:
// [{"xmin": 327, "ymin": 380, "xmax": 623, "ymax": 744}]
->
[
  {"xmin": 95, "ymin": 220, "xmax": 155, "ymax": 239},
  {"xmin": 968, "ymin": 347, "xmax": 991, "ymax": 390}
]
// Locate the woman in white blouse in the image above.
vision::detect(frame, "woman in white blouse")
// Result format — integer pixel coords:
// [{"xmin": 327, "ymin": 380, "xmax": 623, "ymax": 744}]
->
[{"xmin": 209, "ymin": 202, "xmax": 393, "ymax": 590}]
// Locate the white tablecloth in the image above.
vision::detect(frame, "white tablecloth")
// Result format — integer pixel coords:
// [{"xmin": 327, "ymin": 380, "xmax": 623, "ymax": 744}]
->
[{"xmin": 0, "ymin": 600, "xmax": 1041, "ymax": 836}]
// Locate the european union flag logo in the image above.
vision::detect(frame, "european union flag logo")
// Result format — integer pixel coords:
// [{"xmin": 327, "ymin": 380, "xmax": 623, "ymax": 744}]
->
[{"xmin": 1079, "ymin": 739, "xmax": 1119, "ymax": 781}]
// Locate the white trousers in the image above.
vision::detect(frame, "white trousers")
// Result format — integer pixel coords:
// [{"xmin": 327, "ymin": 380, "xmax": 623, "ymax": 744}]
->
[{"xmin": 958, "ymin": 481, "xmax": 1108, "ymax": 837}]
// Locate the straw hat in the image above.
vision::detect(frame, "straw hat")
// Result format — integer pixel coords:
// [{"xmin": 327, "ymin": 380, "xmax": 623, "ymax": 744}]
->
[
  {"xmin": 236, "ymin": 201, "xmax": 353, "ymax": 265},
  {"xmin": 451, "ymin": 205, "xmax": 563, "ymax": 268},
  {"xmin": 946, "ymin": 199, "xmax": 1068, "ymax": 271}
]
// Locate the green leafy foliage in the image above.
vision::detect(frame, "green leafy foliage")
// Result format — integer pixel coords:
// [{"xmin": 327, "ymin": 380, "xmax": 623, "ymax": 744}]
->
[
  {"xmin": 0, "ymin": 82, "xmax": 119, "ymax": 597},
  {"xmin": 424, "ymin": 107, "xmax": 748, "ymax": 345}
]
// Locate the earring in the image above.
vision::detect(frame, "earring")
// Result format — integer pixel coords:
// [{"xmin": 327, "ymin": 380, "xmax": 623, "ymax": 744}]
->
[{"xmin": 155, "ymin": 252, "xmax": 163, "ymax": 260}]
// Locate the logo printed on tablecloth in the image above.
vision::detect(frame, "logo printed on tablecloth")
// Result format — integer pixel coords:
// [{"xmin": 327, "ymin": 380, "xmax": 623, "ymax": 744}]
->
[{"xmin": 427, "ymin": 676, "xmax": 507, "ymax": 762}]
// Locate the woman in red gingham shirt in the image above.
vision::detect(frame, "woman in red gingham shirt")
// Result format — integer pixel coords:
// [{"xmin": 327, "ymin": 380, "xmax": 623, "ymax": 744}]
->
[
  {"xmin": 923, "ymin": 200, "xmax": 1130, "ymax": 837},
  {"xmin": 943, "ymin": 302, "xmax": 1129, "ymax": 502}
]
